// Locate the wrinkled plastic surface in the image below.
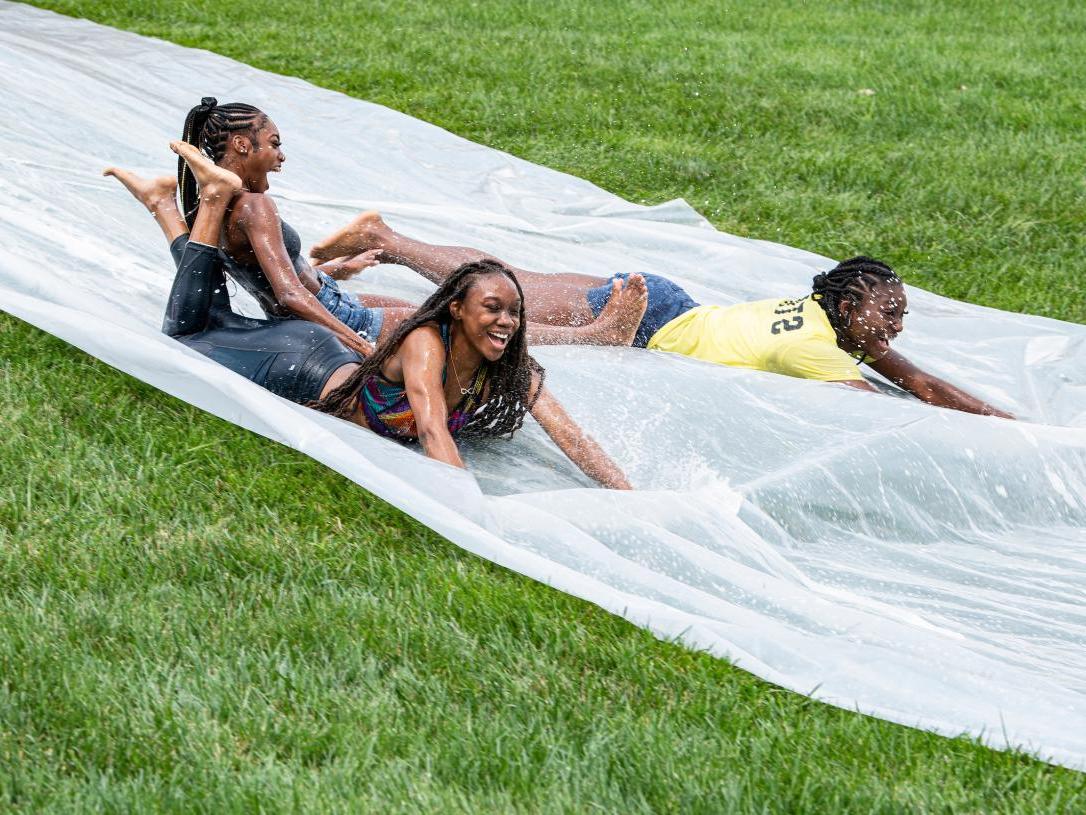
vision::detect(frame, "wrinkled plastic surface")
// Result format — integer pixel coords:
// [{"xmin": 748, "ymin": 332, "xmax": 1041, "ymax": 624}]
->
[{"xmin": 2, "ymin": 2, "xmax": 1084, "ymax": 770}]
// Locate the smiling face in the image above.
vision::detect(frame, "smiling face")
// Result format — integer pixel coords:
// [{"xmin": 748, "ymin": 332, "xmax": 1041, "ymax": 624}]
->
[
  {"xmin": 837, "ymin": 280, "xmax": 908, "ymax": 360},
  {"xmin": 448, "ymin": 272, "xmax": 523, "ymax": 362},
  {"xmin": 226, "ymin": 117, "xmax": 284, "ymax": 191}
]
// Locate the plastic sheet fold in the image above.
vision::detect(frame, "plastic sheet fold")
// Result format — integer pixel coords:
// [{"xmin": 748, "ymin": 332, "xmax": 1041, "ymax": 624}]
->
[{"xmin": 2, "ymin": 2, "xmax": 1084, "ymax": 770}]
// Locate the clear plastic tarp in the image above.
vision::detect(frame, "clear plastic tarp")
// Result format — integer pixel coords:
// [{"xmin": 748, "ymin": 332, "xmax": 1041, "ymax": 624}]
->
[{"xmin": 1, "ymin": 1, "xmax": 1083, "ymax": 770}]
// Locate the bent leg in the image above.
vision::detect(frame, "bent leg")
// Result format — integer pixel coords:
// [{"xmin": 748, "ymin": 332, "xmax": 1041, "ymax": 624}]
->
[
  {"xmin": 309, "ymin": 211, "xmax": 608, "ymax": 325},
  {"xmin": 526, "ymin": 275, "xmax": 648, "ymax": 346},
  {"xmin": 149, "ymin": 142, "xmax": 362, "ymax": 401},
  {"xmin": 101, "ymin": 164, "xmax": 231, "ymax": 312},
  {"xmin": 103, "ymin": 167, "xmax": 188, "ymax": 245},
  {"xmin": 311, "ymin": 211, "xmax": 652, "ymax": 347},
  {"xmin": 359, "ymin": 294, "xmax": 416, "ymax": 308},
  {"xmin": 162, "ymin": 241, "xmax": 224, "ymax": 336},
  {"xmin": 162, "ymin": 141, "xmax": 242, "ymax": 336}
]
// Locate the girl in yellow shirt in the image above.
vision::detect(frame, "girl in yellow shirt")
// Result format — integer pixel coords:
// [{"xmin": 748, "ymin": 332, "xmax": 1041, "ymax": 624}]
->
[{"xmin": 648, "ymin": 256, "xmax": 1012, "ymax": 417}]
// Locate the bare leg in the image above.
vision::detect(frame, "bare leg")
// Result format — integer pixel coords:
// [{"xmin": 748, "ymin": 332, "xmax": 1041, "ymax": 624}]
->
[
  {"xmin": 310, "ymin": 212, "xmax": 648, "ymax": 345},
  {"xmin": 359, "ymin": 294, "xmax": 417, "ymax": 308},
  {"xmin": 374, "ymin": 306, "xmax": 416, "ymax": 346},
  {"xmin": 103, "ymin": 168, "xmax": 187, "ymax": 244},
  {"xmin": 309, "ymin": 211, "xmax": 608, "ymax": 325},
  {"xmin": 369, "ymin": 283, "xmax": 645, "ymax": 348},
  {"xmin": 528, "ymin": 274, "xmax": 647, "ymax": 346}
]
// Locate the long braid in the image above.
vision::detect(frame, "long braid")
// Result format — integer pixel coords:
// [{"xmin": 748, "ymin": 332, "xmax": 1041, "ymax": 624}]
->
[
  {"xmin": 308, "ymin": 260, "xmax": 543, "ymax": 440},
  {"xmin": 812, "ymin": 255, "xmax": 901, "ymax": 333},
  {"xmin": 178, "ymin": 97, "xmax": 267, "ymax": 228}
]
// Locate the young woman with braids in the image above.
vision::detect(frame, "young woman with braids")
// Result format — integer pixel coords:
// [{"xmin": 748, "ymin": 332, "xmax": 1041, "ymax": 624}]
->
[
  {"xmin": 647, "ymin": 255, "xmax": 1014, "ymax": 417},
  {"xmin": 170, "ymin": 97, "xmax": 388, "ymax": 357},
  {"xmin": 134, "ymin": 140, "xmax": 632, "ymax": 489},
  {"xmin": 312, "ymin": 216, "xmax": 1013, "ymax": 417},
  {"xmin": 160, "ymin": 97, "xmax": 646, "ymax": 352}
]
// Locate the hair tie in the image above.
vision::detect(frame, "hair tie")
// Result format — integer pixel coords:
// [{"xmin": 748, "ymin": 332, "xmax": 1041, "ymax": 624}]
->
[
  {"xmin": 198, "ymin": 96, "xmax": 218, "ymax": 113},
  {"xmin": 812, "ymin": 273, "xmax": 827, "ymax": 290}
]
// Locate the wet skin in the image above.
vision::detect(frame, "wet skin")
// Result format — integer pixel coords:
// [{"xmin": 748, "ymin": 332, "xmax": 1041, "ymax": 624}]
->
[
  {"xmin": 219, "ymin": 119, "xmax": 296, "ymax": 274},
  {"xmin": 835, "ymin": 281, "xmax": 908, "ymax": 362},
  {"xmin": 832, "ymin": 282, "xmax": 1014, "ymax": 418},
  {"xmin": 363, "ymin": 272, "xmax": 632, "ymax": 487},
  {"xmin": 207, "ymin": 117, "xmax": 375, "ymax": 357},
  {"xmin": 380, "ymin": 273, "xmax": 522, "ymax": 411}
]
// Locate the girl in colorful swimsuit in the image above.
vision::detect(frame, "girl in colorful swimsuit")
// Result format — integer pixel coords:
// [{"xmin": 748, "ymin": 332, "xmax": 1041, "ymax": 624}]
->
[
  {"xmin": 107, "ymin": 98, "xmax": 649, "ymax": 357},
  {"xmin": 139, "ymin": 140, "xmax": 632, "ymax": 489},
  {"xmin": 311, "ymin": 215, "xmax": 1014, "ymax": 418}
]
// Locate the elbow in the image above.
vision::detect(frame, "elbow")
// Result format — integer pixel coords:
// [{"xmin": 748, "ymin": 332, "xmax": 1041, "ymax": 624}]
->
[{"xmin": 277, "ymin": 285, "xmax": 313, "ymax": 315}]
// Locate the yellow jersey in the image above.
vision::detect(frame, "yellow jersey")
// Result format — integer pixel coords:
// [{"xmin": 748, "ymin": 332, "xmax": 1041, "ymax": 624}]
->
[{"xmin": 646, "ymin": 296, "xmax": 866, "ymax": 382}]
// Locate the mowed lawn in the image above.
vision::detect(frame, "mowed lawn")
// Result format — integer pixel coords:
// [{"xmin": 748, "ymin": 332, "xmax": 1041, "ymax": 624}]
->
[{"xmin": 3, "ymin": 0, "xmax": 1085, "ymax": 811}]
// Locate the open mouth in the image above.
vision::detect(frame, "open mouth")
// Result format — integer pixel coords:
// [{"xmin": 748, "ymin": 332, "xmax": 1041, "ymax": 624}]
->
[{"xmin": 487, "ymin": 330, "xmax": 510, "ymax": 351}]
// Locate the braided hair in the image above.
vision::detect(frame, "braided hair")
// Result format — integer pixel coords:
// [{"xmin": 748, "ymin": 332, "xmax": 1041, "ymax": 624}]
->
[
  {"xmin": 178, "ymin": 97, "xmax": 267, "ymax": 228},
  {"xmin": 811, "ymin": 255, "xmax": 902, "ymax": 333},
  {"xmin": 309, "ymin": 259, "xmax": 545, "ymax": 440}
]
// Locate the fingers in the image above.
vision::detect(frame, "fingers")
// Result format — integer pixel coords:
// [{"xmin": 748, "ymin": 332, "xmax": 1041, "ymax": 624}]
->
[
  {"xmin": 317, "ymin": 249, "xmax": 383, "ymax": 281},
  {"xmin": 353, "ymin": 248, "xmax": 382, "ymax": 267},
  {"xmin": 348, "ymin": 334, "xmax": 375, "ymax": 357}
]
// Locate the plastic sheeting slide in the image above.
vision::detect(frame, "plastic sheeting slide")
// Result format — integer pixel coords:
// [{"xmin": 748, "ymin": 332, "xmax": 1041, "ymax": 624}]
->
[{"xmin": 2, "ymin": 1, "xmax": 1084, "ymax": 770}]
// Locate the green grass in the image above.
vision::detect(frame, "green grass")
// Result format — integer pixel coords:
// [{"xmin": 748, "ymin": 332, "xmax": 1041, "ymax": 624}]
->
[{"xmin": 4, "ymin": 0, "xmax": 1086, "ymax": 810}]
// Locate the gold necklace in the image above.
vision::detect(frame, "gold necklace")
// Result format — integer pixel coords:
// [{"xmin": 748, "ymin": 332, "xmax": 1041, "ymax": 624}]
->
[{"xmin": 449, "ymin": 327, "xmax": 479, "ymax": 396}]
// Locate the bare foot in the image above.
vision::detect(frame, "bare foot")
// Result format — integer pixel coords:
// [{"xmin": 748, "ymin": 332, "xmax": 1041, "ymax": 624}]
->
[
  {"xmin": 169, "ymin": 140, "xmax": 242, "ymax": 202},
  {"xmin": 309, "ymin": 210, "xmax": 391, "ymax": 263},
  {"xmin": 585, "ymin": 274, "xmax": 649, "ymax": 346},
  {"xmin": 316, "ymin": 249, "xmax": 383, "ymax": 281},
  {"xmin": 102, "ymin": 167, "xmax": 177, "ymax": 215}
]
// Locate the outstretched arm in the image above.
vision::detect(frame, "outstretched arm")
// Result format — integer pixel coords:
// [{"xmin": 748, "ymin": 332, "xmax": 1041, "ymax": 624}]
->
[
  {"xmin": 398, "ymin": 327, "xmax": 465, "ymax": 469},
  {"xmin": 238, "ymin": 194, "xmax": 373, "ymax": 357},
  {"xmin": 867, "ymin": 350, "xmax": 1015, "ymax": 418},
  {"xmin": 528, "ymin": 378, "xmax": 632, "ymax": 489}
]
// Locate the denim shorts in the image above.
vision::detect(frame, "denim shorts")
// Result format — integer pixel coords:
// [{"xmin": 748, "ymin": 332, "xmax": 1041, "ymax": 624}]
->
[
  {"xmin": 585, "ymin": 273, "xmax": 699, "ymax": 347},
  {"xmin": 315, "ymin": 272, "xmax": 385, "ymax": 342}
]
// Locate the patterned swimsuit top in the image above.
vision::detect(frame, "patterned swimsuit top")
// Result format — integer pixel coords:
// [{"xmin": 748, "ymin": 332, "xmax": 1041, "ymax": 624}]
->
[{"xmin": 358, "ymin": 322, "xmax": 488, "ymax": 441}]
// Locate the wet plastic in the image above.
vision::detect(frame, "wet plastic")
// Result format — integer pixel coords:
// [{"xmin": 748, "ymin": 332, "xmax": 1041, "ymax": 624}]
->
[{"xmin": 1, "ymin": 2, "xmax": 1083, "ymax": 770}]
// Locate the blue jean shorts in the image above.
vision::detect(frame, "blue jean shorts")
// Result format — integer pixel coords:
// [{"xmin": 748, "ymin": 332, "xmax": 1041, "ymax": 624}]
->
[
  {"xmin": 585, "ymin": 273, "xmax": 699, "ymax": 347},
  {"xmin": 315, "ymin": 272, "xmax": 385, "ymax": 343}
]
